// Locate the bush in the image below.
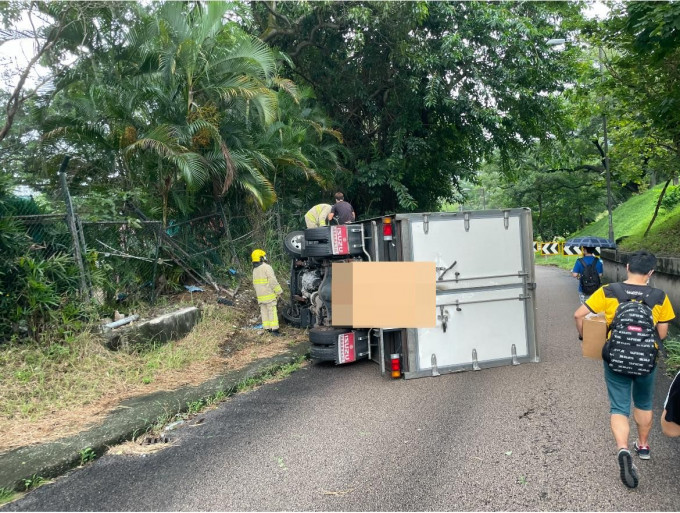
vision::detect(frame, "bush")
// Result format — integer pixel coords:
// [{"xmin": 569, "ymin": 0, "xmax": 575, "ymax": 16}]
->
[{"xmin": 661, "ymin": 185, "xmax": 680, "ymax": 212}]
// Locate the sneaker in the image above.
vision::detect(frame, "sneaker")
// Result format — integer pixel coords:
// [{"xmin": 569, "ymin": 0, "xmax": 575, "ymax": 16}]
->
[
  {"xmin": 617, "ymin": 449, "xmax": 639, "ymax": 489},
  {"xmin": 634, "ymin": 441, "xmax": 651, "ymax": 460}
]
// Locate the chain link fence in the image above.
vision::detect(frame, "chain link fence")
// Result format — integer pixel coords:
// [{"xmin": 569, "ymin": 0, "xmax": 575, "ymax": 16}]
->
[{"xmin": 1, "ymin": 176, "xmax": 313, "ymax": 342}]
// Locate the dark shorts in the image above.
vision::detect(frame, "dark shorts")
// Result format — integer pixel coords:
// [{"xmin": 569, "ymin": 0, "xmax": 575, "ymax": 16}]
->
[
  {"xmin": 664, "ymin": 371, "xmax": 680, "ymax": 424},
  {"xmin": 603, "ymin": 362, "xmax": 657, "ymax": 416}
]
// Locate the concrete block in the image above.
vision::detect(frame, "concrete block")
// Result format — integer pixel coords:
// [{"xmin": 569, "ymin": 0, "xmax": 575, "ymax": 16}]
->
[{"xmin": 103, "ymin": 307, "xmax": 203, "ymax": 352}]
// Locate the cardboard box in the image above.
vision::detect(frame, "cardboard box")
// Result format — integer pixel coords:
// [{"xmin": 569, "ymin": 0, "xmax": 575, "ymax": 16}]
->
[
  {"xmin": 582, "ymin": 315, "xmax": 607, "ymax": 359},
  {"xmin": 331, "ymin": 262, "xmax": 436, "ymax": 328}
]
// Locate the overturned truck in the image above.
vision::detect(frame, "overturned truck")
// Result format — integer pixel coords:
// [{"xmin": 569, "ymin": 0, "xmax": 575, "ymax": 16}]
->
[{"xmin": 282, "ymin": 209, "xmax": 539, "ymax": 379}]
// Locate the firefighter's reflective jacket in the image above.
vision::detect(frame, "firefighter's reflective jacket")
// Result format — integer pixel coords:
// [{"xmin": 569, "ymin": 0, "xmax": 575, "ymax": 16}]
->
[
  {"xmin": 252, "ymin": 263, "xmax": 283, "ymax": 304},
  {"xmin": 305, "ymin": 203, "xmax": 332, "ymax": 228}
]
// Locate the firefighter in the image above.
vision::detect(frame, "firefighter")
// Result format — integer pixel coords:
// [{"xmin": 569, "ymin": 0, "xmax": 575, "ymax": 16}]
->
[
  {"xmin": 304, "ymin": 203, "xmax": 332, "ymax": 228},
  {"xmin": 251, "ymin": 249, "xmax": 283, "ymax": 336}
]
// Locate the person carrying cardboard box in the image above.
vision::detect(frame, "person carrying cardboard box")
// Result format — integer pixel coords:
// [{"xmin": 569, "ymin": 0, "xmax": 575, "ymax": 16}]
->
[{"xmin": 574, "ymin": 250, "xmax": 675, "ymax": 489}]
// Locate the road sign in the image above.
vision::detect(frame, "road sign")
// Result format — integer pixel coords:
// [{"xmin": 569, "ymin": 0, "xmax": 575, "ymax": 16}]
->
[
  {"xmin": 563, "ymin": 245, "xmax": 582, "ymax": 256},
  {"xmin": 541, "ymin": 242, "xmax": 561, "ymax": 255}
]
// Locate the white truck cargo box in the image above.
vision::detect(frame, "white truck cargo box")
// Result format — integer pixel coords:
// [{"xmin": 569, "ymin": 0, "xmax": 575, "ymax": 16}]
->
[{"xmin": 394, "ymin": 209, "xmax": 538, "ymax": 378}]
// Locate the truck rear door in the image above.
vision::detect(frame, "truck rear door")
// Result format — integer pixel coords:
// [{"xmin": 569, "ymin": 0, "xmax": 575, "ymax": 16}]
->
[{"xmin": 397, "ymin": 209, "xmax": 538, "ymax": 379}]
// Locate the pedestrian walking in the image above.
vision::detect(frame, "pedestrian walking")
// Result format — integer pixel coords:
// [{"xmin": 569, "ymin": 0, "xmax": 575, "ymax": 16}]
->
[
  {"xmin": 574, "ymin": 250, "xmax": 675, "ymax": 489},
  {"xmin": 571, "ymin": 246, "xmax": 603, "ymax": 304},
  {"xmin": 251, "ymin": 249, "xmax": 283, "ymax": 336},
  {"xmin": 304, "ymin": 203, "xmax": 332, "ymax": 228},
  {"xmin": 661, "ymin": 371, "xmax": 680, "ymax": 437},
  {"xmin": 327, "ymin": 192, "xmax": 355, "ymax": 225}
]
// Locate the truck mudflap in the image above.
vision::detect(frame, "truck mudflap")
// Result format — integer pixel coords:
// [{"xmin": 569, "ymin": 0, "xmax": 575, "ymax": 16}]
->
[
  {"xmin": 394, "ymin": 208, "xmax": 539, "ymax": 379},
  {"xmin": 309, "ymin": 327, "xmax": 369, "ymax": 364}
]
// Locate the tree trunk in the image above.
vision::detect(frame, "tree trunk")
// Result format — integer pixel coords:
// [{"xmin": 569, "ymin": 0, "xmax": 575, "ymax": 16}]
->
[{"xmin": 644, "ymin": 179, "xmax": 672, "ymax": 237}]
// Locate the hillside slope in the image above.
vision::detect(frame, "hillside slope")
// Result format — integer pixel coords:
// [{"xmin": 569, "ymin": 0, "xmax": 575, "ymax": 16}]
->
[{"xmin": 569, "ymin": 184, "xmax": 680, "ymax": 257}]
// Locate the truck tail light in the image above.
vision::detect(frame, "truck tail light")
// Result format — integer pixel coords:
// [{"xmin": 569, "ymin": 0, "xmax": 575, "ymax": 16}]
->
[
  {"xmin": 390, "ymin": 353, "xmax": 401, "ymax": 378},
  {"xmin": 383, "ymin": 217, "xmax": 393, "ymax": 241}
]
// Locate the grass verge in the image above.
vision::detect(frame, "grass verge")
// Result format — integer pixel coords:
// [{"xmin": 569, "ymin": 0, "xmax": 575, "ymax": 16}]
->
[
  {"xmin": 664, "ymin": 328, "xmax": 680, "ymax": 377},
  {"xmin": 534, "ymin": 253, "xmax": 579, "ymax": 272},
  {"xmin": 0, "ymin": 302, "xmax": 307, "ymax": 452},
  {"xmin": 0, "ymin": 488, "xmax": 17, "ymax": 506}
]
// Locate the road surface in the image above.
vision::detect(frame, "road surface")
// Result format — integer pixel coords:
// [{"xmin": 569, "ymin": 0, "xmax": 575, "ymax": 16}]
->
[{"xmin": 4, "ymin": 266, "xmax": 679, "ymax": 511}]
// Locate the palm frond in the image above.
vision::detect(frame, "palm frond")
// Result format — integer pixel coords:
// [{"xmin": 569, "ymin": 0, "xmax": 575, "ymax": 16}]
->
[{"xmin": 273, "ymin": 77, "xmax": 300, "ymax": 104}]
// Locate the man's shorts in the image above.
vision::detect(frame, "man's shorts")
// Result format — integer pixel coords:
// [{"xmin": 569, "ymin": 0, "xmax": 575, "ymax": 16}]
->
[
  {"xmin": 664, "ymin": 371, "xmax": 680, "ymax": 424},
  {"xmin": 603, "ymin": 362, "xmax": 657, "ymax": 416}
]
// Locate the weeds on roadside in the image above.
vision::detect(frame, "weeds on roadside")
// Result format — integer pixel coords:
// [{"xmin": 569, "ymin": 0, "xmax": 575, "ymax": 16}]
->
[
  {"xmin": 22, "ymin": 475, "xmax": 46, "ymax": 491},
  {"xmin": 664, "ymin": 335, "xmax": 680, "ymax": 375},
  {"xmin": 143, "ymin": 356, "xmax": 308, "ymax": 438},
  {"xmin": 0, "ymin": 488, "xmax": 16, "ymax": 505},
  {"xmin": 79, "ymin": 447, "xmax": 96, "ymax": 465}
]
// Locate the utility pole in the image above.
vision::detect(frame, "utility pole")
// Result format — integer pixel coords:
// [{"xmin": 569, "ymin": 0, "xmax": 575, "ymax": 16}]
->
[{"xmin": 599, "ymin": 47, "xmax": 615, "ymax": 244}]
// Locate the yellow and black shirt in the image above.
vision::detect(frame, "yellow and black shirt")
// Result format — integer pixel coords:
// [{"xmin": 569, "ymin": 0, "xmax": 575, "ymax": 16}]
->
[{"xmin": 585, "ymin": 282, "xmax": 675, "ymax": 327}]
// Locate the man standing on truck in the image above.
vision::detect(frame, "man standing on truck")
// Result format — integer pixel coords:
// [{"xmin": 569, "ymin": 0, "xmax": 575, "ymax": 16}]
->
[
  {"xmin": 327, "ymin": 192, "xmax": 355, "ymax": 225},
  {"xmin": 251, "ymin": 249, "xmax": 283, "ymax": 336},
  {"xmin": 571, "ymin": 246, "xmax": 603, "ymax": 304},
  {"xmin": 573, "ymin": 250, "xmax": 675, "ymax": 489},
  {"xmin": 304, "ymin": 203, "xmax": 332, "ymax": 228}
]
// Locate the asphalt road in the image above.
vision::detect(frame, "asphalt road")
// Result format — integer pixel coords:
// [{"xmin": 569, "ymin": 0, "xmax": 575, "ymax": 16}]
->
[{"xmin": 4, "ymin": 266, "xmax": 680, "ymax": 511}]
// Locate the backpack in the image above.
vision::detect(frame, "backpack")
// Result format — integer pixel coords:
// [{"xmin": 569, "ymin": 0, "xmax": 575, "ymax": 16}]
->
[
  {"xmin": 602, "ymin": 283, "xmax": 658, "ymax": 377},
  {"xmin": 578, "ymin": 257, "xmax": 601, "ymax": 295}
]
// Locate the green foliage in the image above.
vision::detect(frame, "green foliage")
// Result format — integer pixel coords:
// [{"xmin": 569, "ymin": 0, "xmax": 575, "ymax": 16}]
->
[
  {"xmin": 0, "ymin": 182, "xmax": 92, "ymax": 342},
  {"xmin": 254, "ymin": 1, "xmax": 586, "ymax": 214},
  {"xmin": 79, "ymin": 447, "xmax": 96, "ymax": 465},
  {"xmin": 22, "ymin": 475, "xmax": 46, "ymax": 491},
  {"xmin": 661, "ymin": 185, "xmax": 680, "ymax": 212},
  {"xmin": 665, "ymin": 336, "xmax": 680, "ymax": 375},
  {"xmin": 0, "ymin": 487, "xmax": 16, "ymax": 505}
]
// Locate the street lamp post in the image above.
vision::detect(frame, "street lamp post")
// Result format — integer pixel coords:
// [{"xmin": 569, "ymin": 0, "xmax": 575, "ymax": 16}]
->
[{"xmin": 599, "ymin": 47, "xmax": 615, "ymax": 244}]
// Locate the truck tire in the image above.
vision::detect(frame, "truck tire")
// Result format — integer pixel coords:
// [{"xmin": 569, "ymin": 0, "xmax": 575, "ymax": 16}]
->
[
  {"xmin": 310, "ymin": 340, "xmax": 370, "ymax": 362},
  {"xmin": 282, "ymin": 303, "xmax": 301, "ymax": 327},
  {"xmin": 309, "ymin": 327, "xmax": 349, "ymax": 346},
  {"xmin": 302, "ymin": 241, "xmax": 333, "ymax": 258},
  {"xmin": 310, "ymin": 344, "xmax": 337, "ymax": 361},
  {"xmin": 304, "ymin": 227, "xmax": 331, "ymax": 242},
  {"xmin": 284, "ymin": 231, "xmax": 305, "ymax": 256}
]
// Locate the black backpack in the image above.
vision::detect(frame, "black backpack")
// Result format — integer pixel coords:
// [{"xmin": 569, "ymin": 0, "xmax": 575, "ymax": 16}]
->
[
  {"xmin": 579, "ymin": 257, "xmax": 601, "ymax": 295},
  {"xmin": 602, "ymin": 283, "xmax": 658, "ymax": 377}
]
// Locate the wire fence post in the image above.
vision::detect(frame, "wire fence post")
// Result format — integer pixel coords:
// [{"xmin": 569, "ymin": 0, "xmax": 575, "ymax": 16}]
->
[
  {"xmin": 58, "ymin": 157, "xmax": 89, "ymax": 299},
  {"xmin": 216, "ymin": 199, "xmax": 242, "ymax": 269},
  {"xmin": 150, "ymin": 222, "xmax": 161, "ymax": 305}
]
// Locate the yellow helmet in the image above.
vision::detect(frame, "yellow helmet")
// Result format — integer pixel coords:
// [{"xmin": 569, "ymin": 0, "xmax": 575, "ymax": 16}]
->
[{"xmin": 251, "ymin": 249, "xmax": 266, "ymax": 263}]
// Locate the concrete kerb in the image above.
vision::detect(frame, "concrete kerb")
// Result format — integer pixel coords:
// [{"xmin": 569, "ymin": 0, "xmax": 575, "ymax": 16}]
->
[{"xmin": 0, "ymin": 341, "xmax": 310, "ymax": 493}]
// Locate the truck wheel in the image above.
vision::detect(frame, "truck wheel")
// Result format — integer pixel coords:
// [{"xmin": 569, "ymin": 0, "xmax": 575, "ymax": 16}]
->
[
  {"xmin": 309, "ymin": 327, "xmax": 349, "ymax": 346},
  {"xmin": 282, "ymin": 303, "xmax": 301, "ymax": 327},
  {"xmin": 304, "ymin": 227, "xmax": 331, "ymax": 242},
  {"xmin": 310, "ymin": 344, "xmax": 337, "ymax": 361},
  {"xmin": 302, "ymin": 241, "xmax": 333, "ymax": 258},
  {"xmin": 284, "ymin": 231, "xmax": 305, "ymax": 256},
  {"xmin": 310, "ymin": 339, "xmax": 370, "ymax": 362}
]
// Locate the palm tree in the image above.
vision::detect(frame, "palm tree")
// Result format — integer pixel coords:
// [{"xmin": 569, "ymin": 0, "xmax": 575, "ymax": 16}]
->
[{"xmin": 127, "ymin": 1, "xmax": 283, "ymax": 225}]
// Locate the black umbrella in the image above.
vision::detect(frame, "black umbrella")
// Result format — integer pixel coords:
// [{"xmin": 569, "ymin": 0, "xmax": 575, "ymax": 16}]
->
[{"xmin": 565, "ymin": 236, "xmax": 616, "ymax": 249}]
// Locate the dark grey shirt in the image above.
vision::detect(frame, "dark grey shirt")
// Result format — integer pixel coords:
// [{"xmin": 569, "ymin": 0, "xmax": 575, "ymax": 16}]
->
[{"xmin": 330, "ymin": 201, "xmax": 355, "ymax": 224}]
